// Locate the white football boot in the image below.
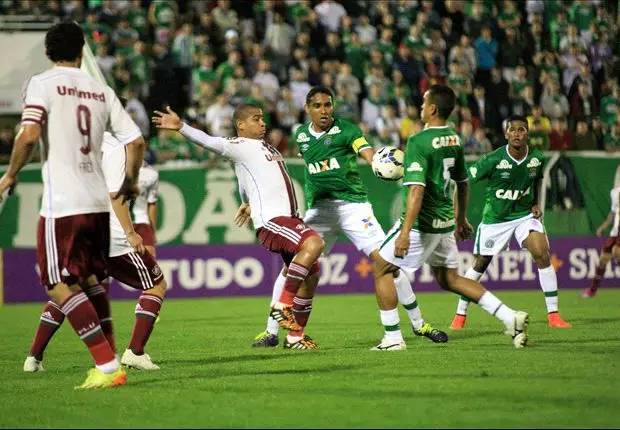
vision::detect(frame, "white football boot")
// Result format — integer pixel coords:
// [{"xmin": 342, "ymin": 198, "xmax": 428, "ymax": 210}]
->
[
  {"xmin": 23, "ymin": 356, "xmax": 44, "ymax": 372},
  {"xmin": 506, "ymin": 311, "xmax": 529, "ymax": 348},
  {"xmin": 121, "ymin": 349, "xmax": 160, "ymax": 370},
  {"xmin": 370, "ymin": 338, "xmax": 407, "ymax": 351}
]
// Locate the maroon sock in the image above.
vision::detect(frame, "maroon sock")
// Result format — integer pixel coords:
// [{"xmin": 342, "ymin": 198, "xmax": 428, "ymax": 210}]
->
[
  {"xmin": 60, "ymin": 292, "xmax": 115, "ymax": 366},
  {"xmin": 279, "ymin": 262, "xmax": 310, "ymax": 306},
  {"xmin": 85, "ymin": 284, "xmax": 115, "ymax": 353},
  {"xmin": 29, "ymin": 301, "xmax": 65, "ymax": 360},
  {"xmin": 590, "ymin": 265, "xmax": 605, "ymax": 291},
  {"xmin": 290, "ymin": 296, "xmax": 313, "ymax": 337},
  {"xmin": 129, "ymin": 294, "xmax": 163, "ymax": 355}
]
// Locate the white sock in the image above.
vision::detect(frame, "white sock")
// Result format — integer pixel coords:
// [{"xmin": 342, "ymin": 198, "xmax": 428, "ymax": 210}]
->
[
  {"xmin": 456, "ymin": 268, "xmax": 484, "ymax": 316},
  {"xmin": 394, "ymin": 272, "xmax": 424, "ymax": 330},
  {"xmin": 379, "ymin": 308, "xmax": 403, "ymax": 342},
  {"xmin": 96, "ymin": 357, "xmax": 120, "ymax": 374},
  {"xmin": 538, "ymin": 265, "xmax": 559, "ymax": 313},
  {"xmin": 477, "ymin": 291, "xmax": 515, "ymax": 328},
  {"xmin": 267, "ymin": 272, "xmax": 286, "ymax": 335}
]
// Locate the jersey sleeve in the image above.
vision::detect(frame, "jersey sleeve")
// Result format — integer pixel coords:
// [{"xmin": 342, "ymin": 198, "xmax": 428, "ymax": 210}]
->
[
  {"xmin": 452, "ymin": 146, "xmax": 468, "ymax": 182},
  {"xmin": 21, "ymin": 76, "xmax": 48, "ymax": 125},
  {"xmin": 611, "ymin": 189, "xmax": 620, "ymax": 213},
  {"xmin": 179, "ymin": 123, "xmax": 238, "ymax": 158},
  {"xmin": 147, "ymin": 171, "xmax": 159, "ymax": 204},
  {"xmin": 403, "ymin": 135, "xmax": 427, "ymax": 187},
  {"xmin": 467, "ymin": 152, "xmax": 494, "ymax": 183},
  {"xmin": 348, "ymin": 122, "xmax": 372, "ymax": 154},
  {"xmin": 106, "ymin": 87, "xmax": 142, "ymax": 145}
]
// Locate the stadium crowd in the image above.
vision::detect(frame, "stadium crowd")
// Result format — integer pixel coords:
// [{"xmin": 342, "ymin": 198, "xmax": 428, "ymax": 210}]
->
[{"xmin": 0, "ymin": 0, "xmax": 619, "ymax": 165}]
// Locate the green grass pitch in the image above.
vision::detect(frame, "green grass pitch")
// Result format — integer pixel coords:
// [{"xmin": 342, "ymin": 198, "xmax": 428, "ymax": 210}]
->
[{"xmin": 0, "ymin": 289, "xmax": 619, "ymax": 428}]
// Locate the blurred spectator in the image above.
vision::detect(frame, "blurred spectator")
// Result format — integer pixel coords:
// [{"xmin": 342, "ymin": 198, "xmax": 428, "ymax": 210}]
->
[
  {"xmin": 275, "ymin": 88, "xmax": 300, "ymax": 132},
  {"xmin": 549, "ymin": 119, "xmax": 573, "ymax": 151},
  {"xmin": 362, "ymin": 83, "xmax": 386, "ymax": 132},
  {"xmin": 212, "ymin": 0, "xmax": 238, "ymax": 33},
  {"xmin": 335, "ymin": 63, "xmax": 361, "ymax": 104},
  {"xmin": 449, "ymin": 35, "xmax": 476, "ymax": 78},
  {"xmin": 355, "ymin": 15, "xmax": 377, "ymax": 45},
  {"xmin": 124, "ymin": 88, "xmax": 150, "ymax": 137},
  {"xmin": 541, "ymin": 80, "xmax": 570, "ymax": 120},
  {"xmin": 314, "ymin": 0, "xmax": 347, "ymax": 33},
  {"xmin": 375, "ymin": 105, "xmax": 400, "ymax": 147},
  {"xmin": 148, "ymin": 0, "xmax": 178, "ymax": 45},
  {"xmin": 264, "ymin": 12, "xmax": 295, "ymax": 80},
  {"xmin": 253, "ymin": 60, "xmax": 280, "ymax": 104},
  {"xmin": 604, "ymin": 122, "xmax": 620, "ymax": 153},
  {"xmin": 205, "ymin": 94, "xmax": 235, "ymax": 137},
  {"xmin": 527, "ymin": 106, "xmax": 552, "ymax": 150},
  {"xmin": 0, "ymin": 128, "xmax": 13, "ymax": 164},
  {"xmin": 572, "ymin": 120, "xmax": 597, "ymax": 150},
  {"xmin": 474, "ymin": 25, "xmax": 498, "ymax": 88},
  {"xmin": 600, "ymin": 83, "xmax": 619, "ymax": 128},
  {"xmin": 570, "ymin": 82, "xmax": 597, "ymax": 124},
  {"xmin": 334, "ymin": 84, "xmax": 360, "ymax": 122}
]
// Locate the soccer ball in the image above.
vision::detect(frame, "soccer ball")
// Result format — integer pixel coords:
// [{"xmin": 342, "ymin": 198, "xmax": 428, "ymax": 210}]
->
[{"xmin": 372, "ymin": 147, "xmax": 404, "ymax": 181}]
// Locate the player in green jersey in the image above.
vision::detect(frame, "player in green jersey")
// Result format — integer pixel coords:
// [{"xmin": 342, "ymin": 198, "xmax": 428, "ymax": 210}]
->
[
  {"xmin": 249, "ymin": 86, "xmax": 447, "ymax": 349},
  {"xmin": 376, "ymin": 85, "xmax": 530, "ymax": 349},
  {"xmin": 450, "ymin": 115, "xmax": 572, "ymax": 330}
]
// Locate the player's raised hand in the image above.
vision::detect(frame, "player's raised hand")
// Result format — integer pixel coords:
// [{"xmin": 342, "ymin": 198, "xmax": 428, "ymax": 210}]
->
[
  {"xmin": 126, "ymin": 230, "xmax": 146, "ymax": 254},
  {"xmin": 152, "ymin": 106, "xmax": 182, "ymax": 131},
  {"xmin": 394, "ymin": 232, "xmax": 410, "ymax": 258},
  {"xmin": 234, "ymin": 203, "xmax": 252, "ymax": 227}
]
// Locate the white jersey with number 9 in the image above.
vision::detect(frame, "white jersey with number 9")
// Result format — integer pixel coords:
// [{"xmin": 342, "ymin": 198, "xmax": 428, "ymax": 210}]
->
[{"xmin": 21, "ymin": 66, "xmax": 141, "ymax": 218}]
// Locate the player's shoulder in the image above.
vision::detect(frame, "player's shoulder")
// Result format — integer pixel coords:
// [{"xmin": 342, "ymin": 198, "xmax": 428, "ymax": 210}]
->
[{"xmin": 528, "ymin": 147, "xmax": 545, "ymax": 159}]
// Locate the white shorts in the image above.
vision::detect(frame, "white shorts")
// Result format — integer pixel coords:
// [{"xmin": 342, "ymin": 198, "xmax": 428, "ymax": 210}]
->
[
  {"xmin": 304, "ymin": 199, "xmax": 385, "ymax": 256},
  {"xmin": 379, "ymin": 220, "xmax": 458, "ymax": 278},
  {"xmin": 473, "ymin": 214, "xmax": 545, "ymax": 256}
]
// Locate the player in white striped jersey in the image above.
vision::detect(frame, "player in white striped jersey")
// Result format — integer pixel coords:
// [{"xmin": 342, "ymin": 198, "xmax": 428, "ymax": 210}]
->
[
  {"xmin": 153, "ymin": 105, "xmax": 325, "ymax": 349},
  {"xmin": 583, "ymin": 186, "xmax": 620, "ymax": 298},
  {"xmin": 0, "ymin": 22, "xmax": 145, "ymax": 389},
  {"xmin": 131, "ymin": 161, "xmax": 159, "ymax": 257},
  {"xmin": 23, "ymin": 132, "xmax": 167, "ymax": 372}
]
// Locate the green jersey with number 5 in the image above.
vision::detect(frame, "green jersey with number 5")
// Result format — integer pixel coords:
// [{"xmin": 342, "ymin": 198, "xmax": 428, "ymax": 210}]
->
[{"xmin": 403, "ymin": 126, "xmax": 468, "ymax": 233}]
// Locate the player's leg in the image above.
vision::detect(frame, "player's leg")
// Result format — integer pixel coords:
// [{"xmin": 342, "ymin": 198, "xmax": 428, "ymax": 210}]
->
[
  {"xmin": 521, "ymin": 230, "xmax": 571, "ymax": 328},
  {"xmin": 451, "ymin": 255, "xmax": 493, "ymax": 330},
  {"xmin": 372, "ymin": 256, "xmax": 406, "ymax": 350},
  {"xmin": 583, "ymin": 238, "xmax": 615, "ymax": 298},
  {"xmin": 270, "ymin": 234, "xmax": 324, "ymax": 329},
  {"xmin": 107, "ymin": 251, "xmax": 166, "ymax": 370},
  {"xmin": 340, "ymin": 202, "xmax": 446, "ymax": 342},
  {"xmin": 83, "ymin": 275, "xmax": 115, "ymax": 352},
  {"xmin": 284, "ymin": 266, "xmax": 321, "ymax": 349},
  {"xmin": 253, "ymin": 265, "xmax": 286, "ymax": 347},
  {"xmin": 37, "ymin": 215, "xmax": 124, "ymax": 388},
  {"xmin": 432, "ymin": 267, "xmax": 528, "ymax": 348},
  {"xmin": 24, "ymin": 300, "xmax": 65, "ymax": 371},
  {"xmin": 428, "ymin": 233, "xmax": 528, "ymax": 348}
]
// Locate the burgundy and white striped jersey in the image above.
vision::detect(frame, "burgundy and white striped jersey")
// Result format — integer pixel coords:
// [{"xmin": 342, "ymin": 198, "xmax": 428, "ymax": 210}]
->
[
  {"xmin": 21, "ymin": 66, "xmax": 141, "ymax": 218},
  {"xmin": 180, "ymin": 123, "xmax": 298, "ymax": 229}
]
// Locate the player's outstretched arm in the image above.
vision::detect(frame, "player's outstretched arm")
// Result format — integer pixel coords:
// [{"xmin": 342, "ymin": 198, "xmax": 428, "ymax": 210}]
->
[{"xmin": 0, "ymin": 124, "xmax": 40, "ymax": 201}]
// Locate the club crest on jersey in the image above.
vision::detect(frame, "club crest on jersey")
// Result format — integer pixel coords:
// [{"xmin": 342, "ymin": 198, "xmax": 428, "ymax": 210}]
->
[
  {"xmin": 308, "ymin": 157, "xmax": 340, "ymax": 174},
  {"xmin": 327, "ymin": 126, "xmax": 341, "ymax": 135},
  {"xmin": 526, "ymin": 158, "xmax": 541, "ymax": 168},
  {"xmin": 297, "ymin": 133, "xmax": 310, "ymax": 143},
  {"xmin": 496, "ymin": 160, "xmax": 513, "ymax": 169},
  {"xmin": 469, "ymin": 166, "xmax": 478, "ymax": 178},
  {"xmin": 324, "ymin": 138, "xmax": 333, "ymax": 146}
]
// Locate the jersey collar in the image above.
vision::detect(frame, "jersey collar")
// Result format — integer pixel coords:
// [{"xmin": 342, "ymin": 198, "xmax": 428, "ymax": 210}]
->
[
  {"xmin": 505, "ymin": 145, "xmax": 529, "ymax": 165},
  {"xmin": 308, "ymin": 119, "xmax": 336, "ymax": 139}
]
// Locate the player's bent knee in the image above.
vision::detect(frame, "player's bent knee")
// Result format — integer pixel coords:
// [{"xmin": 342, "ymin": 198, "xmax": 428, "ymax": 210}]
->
[
  {"xmin": 302, "ymin": 235, "xmax": 325, "ymax": 258},
  {"xmin": 151, "ymin": 279, "xmax": 167, "ymax": 298}
]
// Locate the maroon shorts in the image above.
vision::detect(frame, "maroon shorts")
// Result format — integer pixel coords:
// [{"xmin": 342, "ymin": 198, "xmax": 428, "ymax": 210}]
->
[
  {"xmin": 602, "ymin": 235, "xmax": 620, "ymax": 253},
  {"xmin": 37, "ymin": 213, "xmax": 109, "ymax": 289},
  {"xmin": 134, "ymin": 223, "xmax": 156, "ymax": 247},
  {"xmin": 256, "ymin": 216, "xmax": 320, "ymax": 265},
  {"xmin": 107, "ymin": 251, "xmax": 164, "ymax": 290}
]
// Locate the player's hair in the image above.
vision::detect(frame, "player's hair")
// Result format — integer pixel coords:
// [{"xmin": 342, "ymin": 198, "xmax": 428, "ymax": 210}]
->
[
  {"xmin": 505, "ymin": 114, "xmax": 529, "ymax": 130},
  {"xmin": 427, "ymin": 85, "xmax": 456, "ymax": 120},
  {"xmin": 305, "ymin": 86, "xmax": 334, "ymax": 105},
  {"xmin": 232, "ymin": 104, "xmax": 261, "ymax": 130},
  {"xmin": 45, "ymin": 22, "xmax": 85, "ymax": 62}
]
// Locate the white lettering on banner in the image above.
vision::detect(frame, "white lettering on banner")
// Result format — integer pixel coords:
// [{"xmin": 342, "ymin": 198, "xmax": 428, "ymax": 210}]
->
[
  {"xmin": 157, "ymin": 257, "xmax": 264, "ymax": 290},
  {"xmin": 501, "ymin": 251, "xmax": 520, "ymax": 281},
  {"xmin": 569, "ymin": 249, "xmax": 588, "ymax": 279},
  {"xmin": 13, "ymin": 183, "xmax": 42, "ymax": 247},
  {"xmin": 206, "ymin": 258, "xmax": 233, "ymax": 289},
  {"xmin": 520, "ymin": 251, "xmax": 537, "ymax": 281},
  {"xmin": 569, "ymin": 248, "xmax": 620, "ymax": 280},
  {"xmin": 318, "ymin": 254, "xmax": 349, "ymax": 286},
  {"xmin": 155, "ymin": 182, "xmax": 186, "ymax": 243}
]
